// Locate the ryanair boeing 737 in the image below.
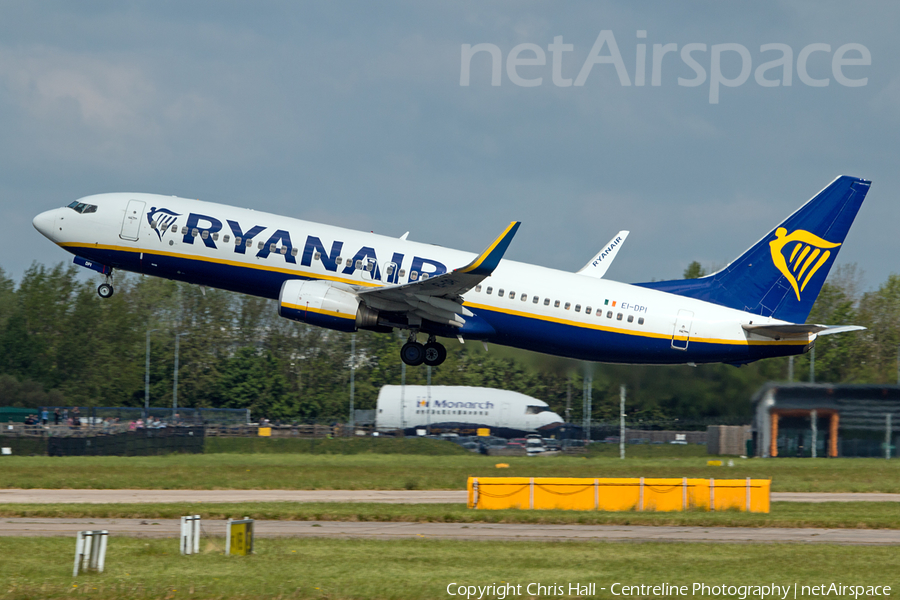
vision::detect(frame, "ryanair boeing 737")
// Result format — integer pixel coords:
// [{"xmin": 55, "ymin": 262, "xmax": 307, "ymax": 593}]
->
[{"xmin": 32, "ymin": 176, "xmax": 870, "ymax": 367}]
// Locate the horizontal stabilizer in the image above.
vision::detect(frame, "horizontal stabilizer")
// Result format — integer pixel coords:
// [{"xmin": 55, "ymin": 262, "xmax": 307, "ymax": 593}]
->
[
  {"xmin": 742, "ymin": 323, "xmax": 865, "ymax": 340},
  {"xmin": 577, "ymin": 230, "xmax": 629, "ymax": 278}
]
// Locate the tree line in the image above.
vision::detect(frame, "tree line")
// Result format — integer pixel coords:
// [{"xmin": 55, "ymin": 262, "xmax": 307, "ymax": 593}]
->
[{"xmin": 0, "ymin": 261, "xmax": 897, "ymax": 423}]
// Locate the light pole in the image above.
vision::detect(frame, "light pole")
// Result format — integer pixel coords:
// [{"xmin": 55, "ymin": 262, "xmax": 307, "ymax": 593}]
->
[
  {"xmin": 145, "ymin": 328, "xmax": 158, "ymax": 418},
  {"xmin": 173, "ymin": 332, "xmax": 190, "ymax": 420},
  {"xmin": 349, "ymin": 333, "xmax": 356, "ymax": 434}
]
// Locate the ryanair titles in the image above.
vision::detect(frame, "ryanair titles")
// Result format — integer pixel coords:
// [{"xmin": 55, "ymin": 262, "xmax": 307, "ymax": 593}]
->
[{"xmin": 149, "ymin": 209, "xmax": 447, "ymax": 285}]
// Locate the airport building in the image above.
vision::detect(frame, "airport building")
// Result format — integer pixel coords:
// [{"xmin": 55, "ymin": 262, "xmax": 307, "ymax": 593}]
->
[{"xmin": 752, "ymin": 383, "xmax": 900, "ymax": 458}]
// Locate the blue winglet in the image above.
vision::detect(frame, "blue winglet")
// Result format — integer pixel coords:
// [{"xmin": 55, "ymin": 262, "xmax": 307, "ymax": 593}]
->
[{"xmin": 456, "ymin": 221, "xmax": 521, "ymax": 276}]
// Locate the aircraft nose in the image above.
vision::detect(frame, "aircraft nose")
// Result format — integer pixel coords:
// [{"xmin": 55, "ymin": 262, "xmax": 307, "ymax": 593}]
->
[{"xmin": 32, "ymin": 209, "xmax": 58, "ymax": 240}]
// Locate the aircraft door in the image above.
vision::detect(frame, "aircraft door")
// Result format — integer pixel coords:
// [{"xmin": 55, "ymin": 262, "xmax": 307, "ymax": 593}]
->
[
  {"xmin": 361, "ymin": 258, "xmax": 378, "ymax": 281},
  {"xmin": 120, "ymin": 200, "xmax": 145, "ymax": 241},
  {"xmin": 671, "ymin": 309, "xmax": 694, "ymax": 350},
  {"xmin": 498, "ymin": 402, "xmax": 509, "ymax": 428},
  {"xmin": 384, "ymin": 262, "xmax": 399, "ymax": 284}
]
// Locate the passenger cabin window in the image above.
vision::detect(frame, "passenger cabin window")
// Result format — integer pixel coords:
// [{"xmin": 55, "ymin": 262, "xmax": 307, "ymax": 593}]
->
[
  {"xmin": 223, "ymin": 234, "xmax": 230, "ymax": 243},
  {"xmin": 498, "ymin": 289, "xmax": 504, "ymax": 296},
  {"xmin": 617, "ymin": 313, "xmax": 623, "ymax": 320},
  {"xmin": 521, "ymin": 293, "xmax": 527, "ymax": 301},
  {"xmin": 574, "ymin": 304, "xmax": 581, "ymax": 312},
  {"xmin": 586, "ymin": 307, "xmax": 592, "ymax": 314},
  {"xmin": 270, "ymin": 243, "xmax": 277, "ymax": 252},
  {"xmin": 280, "ymin": 246, "xmax": 287, "ymax": 255},
  {"xmin": 171, "ymin": 225, "xmax": 178, "ymax": 233},
  {"xmin": 202, "ymin": 231, "xmax": 209, "ymax": 240},
  {"xmin": 212, "ymin": 233, "xmax": 219, "ymax": 241},
  {"xmin": 421, "ymin": 273, "xmax": 429, "ymax": 280},
  {"xmin": 564, "ymin": 302, "xmax": 571, "ymax": 310},
  {"xmin": 486, "ymin": 287, "xmax": 493, "ymax": 295},
  {"xmin": 475, "ymin": 285, "xmax": 482, "ymax": 292},
  {"xmin": 508, "ymin": 291, "xmax": 515, "ymax": 299},
  {"xmin": 245, "ymin": 239, "xmax": 252, "ymax": 247},
  {"xmin": 182, "ymin": 227, "xmax": 189, "ymax": 235},
  {"xmin": 291, "ymin": 248, "xmax": 299, "ymax": 256},
  {"xmin": 336, "ymin": 257, "xmax": 343, "ymax": 264},
  {"xmin": 356, "ymin": 260, "xmax": 363, "ymax": 269},
  {"xmin": 607, "ymin": 311, "xmax": 613, "ymax": 318},
  {"xmin": 532, "ymin": 296, "xmax": 539, "ymax": 304},
  {"xmin": 314, "ymin": 252, "xmax": 321, "ymax": 261},
  {"xmin": 258, "ymin": 241, "xmax": 264, "ymax": 249},
  {"xmin": 192, "ymin": 229, "xmax": 199, "ymax": 237},
  {"xmin": 544, "ymin": 298, "xmax": 550, "ymax": 306},
  {"xmin": 234, "ymin": 237, "xmax": 242, "ymax": 245},
  {"xmin": 410, "ymin": 271, "xmax": 419, "ymax": 281},
  {"xmin": 627, "ymin": 315, "xmax": 634, "ymax": 323},
  {"xmin": 638, "ymin": 317, "xmax": 645, "ymax": 325},
  {"xmin": 399, "ymin": 269, "xmax": 406, "ymax": 277}
]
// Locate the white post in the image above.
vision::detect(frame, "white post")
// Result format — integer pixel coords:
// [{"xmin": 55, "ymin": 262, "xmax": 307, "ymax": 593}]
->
[
  {"xmin": 619, "ymin": 385, "xmax": 626, "ymax": 460},
  {"xmin": 472, "ymin": 478, "xmax": 479, "ymax": 509},
  {"xmin": 95, "ymin": 531, "xmax": 108, "ymax": 573},
  {"xmin": 192, "ymin": 515, "xmax": 200, "ymax": 554},
  {"xmin": 225, "ymin": 518, "xmax": 232, "ymax": 556},
  {"xmin": 73, "ymin": 532, "xmax": 85, "ymax": 576}
]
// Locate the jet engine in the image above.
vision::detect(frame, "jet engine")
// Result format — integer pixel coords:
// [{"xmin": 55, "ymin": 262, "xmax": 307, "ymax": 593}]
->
[{"xmin": 278, "ymin": 279, "xmax": 379, "ymax": 333}]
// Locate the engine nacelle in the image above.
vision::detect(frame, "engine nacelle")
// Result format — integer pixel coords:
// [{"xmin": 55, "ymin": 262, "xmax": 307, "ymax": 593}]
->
[{"xmin": 278, "ymin": 279, "xmax": 378, "ymax": 332}]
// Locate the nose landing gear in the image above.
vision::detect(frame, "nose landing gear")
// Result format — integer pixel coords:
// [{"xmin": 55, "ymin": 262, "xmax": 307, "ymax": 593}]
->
[{"xmin": 97, "ymin": 273, "xmax": 115, "ymax": 298}]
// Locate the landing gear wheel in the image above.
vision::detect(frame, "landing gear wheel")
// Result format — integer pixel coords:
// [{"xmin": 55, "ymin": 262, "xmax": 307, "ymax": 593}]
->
[
  {"xmin": 97, "ymin": 283, "xmax": 114, "ymax": 299},
  {"xmin": 400, "ymin": 341, "xmax": 426, "ymax": 366},
  {"xmin": 423, "ymin": 342, "xmax": 447, "ymax": 366}
]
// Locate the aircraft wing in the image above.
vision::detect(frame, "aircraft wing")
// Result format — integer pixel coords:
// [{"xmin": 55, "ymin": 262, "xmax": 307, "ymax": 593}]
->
[
  {"xmin": 356, "ymin": 221, "xmax": 520, "ymax": 328},
  {"xmin": 742, "ymin": 323, "xmax": 865, "ymax": 340},
  {"xmin": 577, "ymin": 230, "xmax": 629, "ymax": 278}
]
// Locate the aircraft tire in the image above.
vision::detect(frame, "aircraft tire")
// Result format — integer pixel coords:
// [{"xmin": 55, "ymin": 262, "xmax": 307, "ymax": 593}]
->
[
  {"xmin": 400, "ymin": 342, "xmax": 426, "ymax": 366},
  {"xmin": 97, "ymin": 283, "xmax": 114, "ymax": 299},
  {"xmin": 423, "ymin": 342, "xmax": 447, "ymax": 367}
]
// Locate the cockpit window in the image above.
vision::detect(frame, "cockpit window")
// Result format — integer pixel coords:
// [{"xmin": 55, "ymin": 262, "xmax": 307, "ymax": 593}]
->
[
  {"xmin": 67, "ymin": 200, "xmax": 97, "ymax": 214},
  {"xmin": 525, "ymin": 405, "xmax": 550, "ymax": 415}
]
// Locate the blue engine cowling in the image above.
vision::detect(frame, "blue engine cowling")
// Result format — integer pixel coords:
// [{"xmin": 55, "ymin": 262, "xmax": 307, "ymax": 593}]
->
[{"xmin": 278, "ymin": 279, "xmax": 379, "ymax": 333}]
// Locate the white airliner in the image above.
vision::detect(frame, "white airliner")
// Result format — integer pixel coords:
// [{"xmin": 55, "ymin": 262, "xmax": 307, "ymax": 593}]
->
[
  {"xmin": 375, "ymin": 385, "xmax": 563, "ymax": 436},
  {"xmin": 32, "ymin": 175, "xmax": 869, "ymax": 367}
]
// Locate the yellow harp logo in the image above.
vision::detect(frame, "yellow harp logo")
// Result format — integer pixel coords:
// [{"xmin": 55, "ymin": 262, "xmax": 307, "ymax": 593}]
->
[{"xmin": 769, "ymin": 227, "xmax": 841, "ymax": 301}]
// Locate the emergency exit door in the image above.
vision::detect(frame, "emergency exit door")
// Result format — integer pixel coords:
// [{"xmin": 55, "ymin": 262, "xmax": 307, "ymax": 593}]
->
[
  {"xmin": 671, "ymin": 309, "xmax": 694, "ymax": 350},
  {"xmin": 119, "ymin": 200, "xmax": 145, "ymax": 241}
]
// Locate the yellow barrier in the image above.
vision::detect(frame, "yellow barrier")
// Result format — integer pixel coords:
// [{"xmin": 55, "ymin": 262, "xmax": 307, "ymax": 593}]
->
[{"xmin": 467, "ymin": 477, "xmax": 770, "ymax": 513}]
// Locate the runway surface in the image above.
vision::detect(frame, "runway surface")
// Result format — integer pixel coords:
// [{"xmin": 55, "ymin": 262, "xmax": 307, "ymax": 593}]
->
[
  {"xmin": 1, "ymin": 517, "xmax": 898, "ymax": 545},
  {"xmin": 1, "ymin": 489, "xmax": 899, "ymax": 503}
]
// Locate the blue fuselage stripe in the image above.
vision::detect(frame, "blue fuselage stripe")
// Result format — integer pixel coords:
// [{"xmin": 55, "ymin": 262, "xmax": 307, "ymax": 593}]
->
[{"xmin": 77, "ymin": 246, "xmax": 801, "ymax": 365}]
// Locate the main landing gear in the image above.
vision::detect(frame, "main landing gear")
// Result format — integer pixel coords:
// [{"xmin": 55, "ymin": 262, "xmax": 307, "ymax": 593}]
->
[
  {"xmin": 401, "ymin": 333, "xmax": 447, "ymax": 367},
  {"xmin": 97, "ymin": 273, "xmax": 115, "ymax": 299}
]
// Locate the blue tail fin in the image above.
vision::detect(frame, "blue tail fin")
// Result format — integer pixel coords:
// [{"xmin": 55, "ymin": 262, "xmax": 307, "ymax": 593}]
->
[{"xmin": 635, "ymin": 176, "xmax": 871, "ymax": 323}]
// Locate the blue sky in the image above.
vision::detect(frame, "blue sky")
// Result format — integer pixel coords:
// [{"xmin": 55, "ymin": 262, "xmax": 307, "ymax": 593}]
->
[{"xmin": 3, "ymin": 1, "xmax": 898, "ymax": 291}]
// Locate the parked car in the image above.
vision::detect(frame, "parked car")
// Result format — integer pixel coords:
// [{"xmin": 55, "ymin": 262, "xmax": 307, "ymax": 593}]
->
[{"xmin": 525, "ymin": 437, "xmax": 546, "ymax": 454}]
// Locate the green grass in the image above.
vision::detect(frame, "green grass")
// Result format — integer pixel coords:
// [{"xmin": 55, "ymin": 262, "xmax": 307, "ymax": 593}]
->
[
  {"xmin": 0, "ymin": 501, "xmax": 898, "ymax": 529},
  {"xmin": 204, "ymin": 436, "xmax": 471, "ymax": 455},
  {"xmin": 1, "ymin": 537, "xmax": 897, "ymax": 599},
  {"xmin": 2, "ymin": 453, "xmax": 900, "ymax": 492}
]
